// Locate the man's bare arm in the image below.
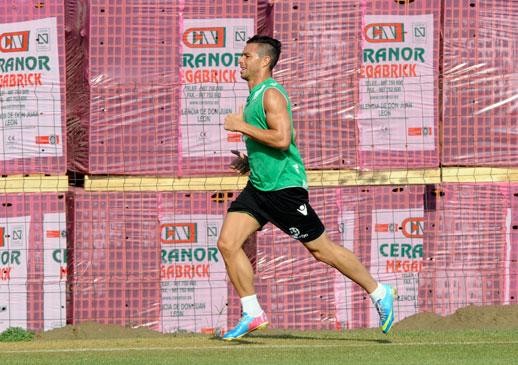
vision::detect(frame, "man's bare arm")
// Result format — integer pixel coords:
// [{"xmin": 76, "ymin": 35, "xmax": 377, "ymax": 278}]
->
[{"xmin": 224, "ymin": 88, "xmax": 291, "ymax": 150}]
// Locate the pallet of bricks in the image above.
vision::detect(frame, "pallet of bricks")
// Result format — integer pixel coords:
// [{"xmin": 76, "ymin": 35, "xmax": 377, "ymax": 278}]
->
[
  {"xmin": 1, "ymin": 0, "xmax": 516, "ymax": 335},
  {"xmin": 70, "ymin": 0, "xmax": 517, "ymax": 334},
  {"xmin": 0, "ymin": 0, "xmax": 68, "ymax": 332},
  {"xmin": 65, "ymin": 0, "xmax": 261, "ymax": 333}
]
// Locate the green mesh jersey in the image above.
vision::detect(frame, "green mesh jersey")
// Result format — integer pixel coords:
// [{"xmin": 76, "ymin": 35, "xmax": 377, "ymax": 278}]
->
[{"xmin": 243, "ymin": 78, "xmax": 308, "ymax": 191}]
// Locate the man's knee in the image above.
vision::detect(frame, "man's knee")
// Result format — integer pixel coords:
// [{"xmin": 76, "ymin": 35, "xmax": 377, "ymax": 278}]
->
[
  {"xmin": 313, "ymin": 248, "xmax": 336, "ymax": 265},
  {"xmin": 306, "ymin": 238, "xmax": 337, "ymax": 265},
  {"xmin": 217, "ymin": 236, "xmax": 241, "ymax": 258},
  {"xmin": 309, "ymin": 248, "xmax": 326, "ymax": 263}
]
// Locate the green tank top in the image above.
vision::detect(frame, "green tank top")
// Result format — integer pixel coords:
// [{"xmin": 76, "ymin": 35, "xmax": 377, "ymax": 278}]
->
[{"xmin": 243, "ymin": 78, "xmax": 308, "ymax": 191}]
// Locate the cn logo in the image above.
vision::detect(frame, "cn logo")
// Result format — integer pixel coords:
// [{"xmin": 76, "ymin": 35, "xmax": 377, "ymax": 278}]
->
[
  {"xmin": 364, "ymin": 23, "xmax": 405, "ymax": 43},
  {"xmin": 401, "ymin": 217, "xmax": 424, "ymax": 238},
  {"xmin": 161, "ymin": 223, "xmax": 198, "ymax": 244},
  {"xmin": 183, "ymin": 27, "xmax": 225, "ymax": 48},
  {"xmin": 0, "ymin": 31, "xmax": 30, "ymax": 53},
  {"xmin": 375, "ymin": 217, "xmax": 424, "ymax": 238}
]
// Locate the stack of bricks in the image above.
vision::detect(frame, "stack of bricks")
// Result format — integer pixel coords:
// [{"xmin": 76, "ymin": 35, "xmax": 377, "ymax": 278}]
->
[
  {"xmin": 65, "ymin": 0, "xmax": 182, "ymax": 175},
  {"xmin": 66, "ymin": 190, "xmax": 161, "ymax": 329},
  {"xmin": 273, "ymin": 1, "xmax": 359, "ymax": 169},
  {"xmin": 67, "ymin": 189, "xmax": 240, "ymax": 333},
  {"xmin": 0, "ymin": 192, "xmax": 67, "ymax": 332},
  {"xmin": 273, "ymin": 0, "xmax": 441, "ymax": 170},
  {"xmin": 0, "ymin": 0, "xmax": 67, "ymax": 174},
  {"xmin": 333, "ymin": 185, "xmax": 426, "ymax": 329},
  {"xmin": 66, "ymin": 0, "xmax": 259, "ymax": 176},
  {"xmin": 0, "ymin": 0, "xmax": 68, "ymax": 332},
  {"xmin": 419, "ymin": 183, "xmax": 514, "ymax": 315},
  {"xmin": 356, "ymin": 0, "xmax": 441, "ymax": 169},
  {"xmin": 2, "ymin": 0, "xmax": 517, "ymax": 335},
  {"xmin": 442, "ymin": 0, "xmax": 518, "ymax": 166}
]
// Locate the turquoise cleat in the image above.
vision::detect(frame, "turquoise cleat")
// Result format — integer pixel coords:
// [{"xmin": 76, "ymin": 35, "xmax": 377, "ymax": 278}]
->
[
  {"xmin": 222, "ymin": 312, "xmax": 269, "ymax": 341},
  {"xmin": 374, "ymin": 284, "xmax": 397, "ymax": 334}
]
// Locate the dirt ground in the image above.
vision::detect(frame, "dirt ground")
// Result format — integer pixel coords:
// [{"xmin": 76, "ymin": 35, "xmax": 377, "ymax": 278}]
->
[
  {"xmin": 36, "ymin": 322, "xmax": 165, "ymax": 340},
  {"xmin": 394, "ymin": 304, "xmax": 518, "ymax": 331},
  {"xmin": 36, "ymin": 304, "xmax": 518, "ymax": 340}
]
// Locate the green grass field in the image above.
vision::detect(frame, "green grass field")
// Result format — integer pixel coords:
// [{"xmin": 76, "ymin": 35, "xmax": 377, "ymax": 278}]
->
[{"xmin": 0, "ymin": 328, "xmax": 517, "ymax": 365}]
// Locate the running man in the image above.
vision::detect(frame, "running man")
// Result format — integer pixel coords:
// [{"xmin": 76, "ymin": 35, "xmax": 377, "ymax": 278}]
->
[{"xmin": 218, "ymin": 35, "xmax": 396, "ymax": 341}]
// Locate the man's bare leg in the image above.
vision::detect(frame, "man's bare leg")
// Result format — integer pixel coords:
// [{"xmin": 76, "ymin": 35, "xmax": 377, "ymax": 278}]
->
[
  {"xmin": 217, "ymin": 212, "xmax": 269, "ymax": 340},
  {"xmin": 304, "ymin": 232, "xmax": 377, "ymax": 293},
  {"xmin": 217, "ymin": 212, "xmax": 261, "ymax": 297},
  {"xmin": 304, "ymin": 232, "xmax": 397, "ymax": 334}
]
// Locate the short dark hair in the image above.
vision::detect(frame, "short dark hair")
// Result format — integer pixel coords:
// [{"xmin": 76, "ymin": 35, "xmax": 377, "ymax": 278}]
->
[{"xmin": 246, "ymin": 35, "xmax": 282, "ymax": 70}]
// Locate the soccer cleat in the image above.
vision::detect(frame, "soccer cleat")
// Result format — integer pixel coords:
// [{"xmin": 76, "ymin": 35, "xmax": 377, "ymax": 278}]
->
[
  {"xmin": 374, "ymin": 284, "xmax": 397, "ymax": 334},
  {"xmin": 222, "ymin": 312, "xmax": 269, "ymax": 341}
]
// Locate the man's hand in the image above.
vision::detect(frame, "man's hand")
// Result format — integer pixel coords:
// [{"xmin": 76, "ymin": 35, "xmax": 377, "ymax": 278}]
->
[
  {"xmin": 224, "ymin": 106, "xmax": 245, "ymax": 132},
  {"xmin": 229, "ymin": 150, "xmax": 249, "ymax": 175}
]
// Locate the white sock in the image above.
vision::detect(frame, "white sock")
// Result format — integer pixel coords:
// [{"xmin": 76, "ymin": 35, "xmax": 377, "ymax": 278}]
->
[
  {"xmin": 240, "ymin": 294, "xmax": 263, "ymax": 317},
  {"xmin": 369, "ymin": 283, "xmax": 386, "ymax": 304}
]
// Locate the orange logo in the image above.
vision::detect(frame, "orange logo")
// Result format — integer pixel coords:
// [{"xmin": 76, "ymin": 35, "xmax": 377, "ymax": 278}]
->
[
  {"xmin": 364, "ymin": 23, "xmax": 404, "ymax": 43},
  {"xmin": 408, "ymin": 127, "xmax": 432, "ymax": 136},
  {"xmin": 183, "ymin": 27, "xmax": 225, "ymax": 48},
  {"xmin": 35, "ymin": 135, "xmax": 60, "ymax": 145},
  {"xmin": 0, "ymin": 31, "xmax": 29, "ymax": 53},
  {"xmin": 408, "ymin": 128, "xmax": 422, "ymax": 136},
  {"xmin": 375, "ymin": 217, "xmax": 424, "ymax": 238},
  {"xmin": 46, "ymin": 230, "xmax": 61, "ymax": 238},
  {"xmin": 375, "ymin": 224, "xmax": 389, "ymax": 232},
  {"xmin": 161, "ymin": 223, "xmax": 197, "ymax": 244},
  {"xmin": 401, "ymin": 217, "xmax": 424, "ymax": 238}
]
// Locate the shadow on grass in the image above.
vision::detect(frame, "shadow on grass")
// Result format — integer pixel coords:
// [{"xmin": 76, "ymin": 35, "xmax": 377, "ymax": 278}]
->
[
  {"xmin": 209, "ymin": 333, "xmax": 391, "ymax": 344},
  {"xmin": 248, "ymin": 334, "xmax": 391, "ymax": 344}
]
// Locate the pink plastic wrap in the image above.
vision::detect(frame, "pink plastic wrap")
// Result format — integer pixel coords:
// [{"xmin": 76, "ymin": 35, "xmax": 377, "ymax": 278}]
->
[
  {"xmin": 66, "ymin": 1, "xmax": 265, "ymax": 175},
  {"xmin": 333, "ymin": 185, "xmax": 426, "ymax": 329},
  {"xmin": 66, "ymin": 1, "xmax": 183, "ymax": 174},
  {"xmin": 64, "ymin": 183, "xmax": 518, "ymax": 332},
  {"xmin": 177, "ymin": 0, "xmax": 258, "ymax": 176},
  {"xmin": 67, "ymin": 189, "xmax": 161, "ymax": 328},
  {"xmin": 244, "ymin": 188, "xmax": 339, "ymax": 330},
  {"xmin": 442, "ymin": 1, "xmax": 518, "ymax": 166},
  {"xmin": 66, "ymin": 188, "xmax": 341, "ymax": 332},
  {"xmin": 419, "ymin": 183, "xmax": 513, "ymax": 315},
  {"xmin": 158, "ymin": 191, "xmax": 246, "ymax": 333},
  {"xmin": 333, "ymin": 183, "xmax": 516, "ymax": 329},
  {"xmin": 67, "ymin": 189, "xmax": 244, "ymax": 333},
  {"xmin": 65, "ymin": 0, "xmax": 516, "ymax": 175},
  {"xmin": 3, "ymin": 0, "xmax": 517, "ymax": 335},
  {"xmin": 0, "ymin": 0, "xmax": 67, "ymax": 174},
  {"xmin": 273, "ymin": 1, "xmax": 359, "ymax": 169},
  {"xmin": 356, "ymin": 0, "xmax": 440, "ymax": 169},
  {"xmin": 0, "ymin": 192, "xmax": 66, "ymax": 332},
  {"xmin": 273, "ymin": 0, "xmax": 440, "ymax": 170},
  {"xmin": 510, "ymin": 186, "xmax": 518, "ymax": 304},
  {"xmin": 87, "ymin": 85, "xmax": 179, "ymax": 174}
]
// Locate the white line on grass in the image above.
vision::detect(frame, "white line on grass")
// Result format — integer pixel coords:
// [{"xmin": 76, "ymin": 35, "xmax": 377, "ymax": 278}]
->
[{"xmin": 1, "ymin": 341, "xmax": 518, "ymax": 354}]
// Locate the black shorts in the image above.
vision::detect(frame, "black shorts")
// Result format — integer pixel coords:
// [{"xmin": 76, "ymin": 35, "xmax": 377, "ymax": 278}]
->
[{"xmin": 228, "ymin": 182, "xmax": 325, "ymax": 243}]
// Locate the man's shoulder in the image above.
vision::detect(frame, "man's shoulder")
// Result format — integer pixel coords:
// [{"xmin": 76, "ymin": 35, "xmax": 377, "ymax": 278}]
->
[
  {"xmin": 267, "ymin": 78, "xmax": 286, "ymax": 90},
  {"xmin": 264, "ymin": 79, "xmax": 288, "ymax": 97}
]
